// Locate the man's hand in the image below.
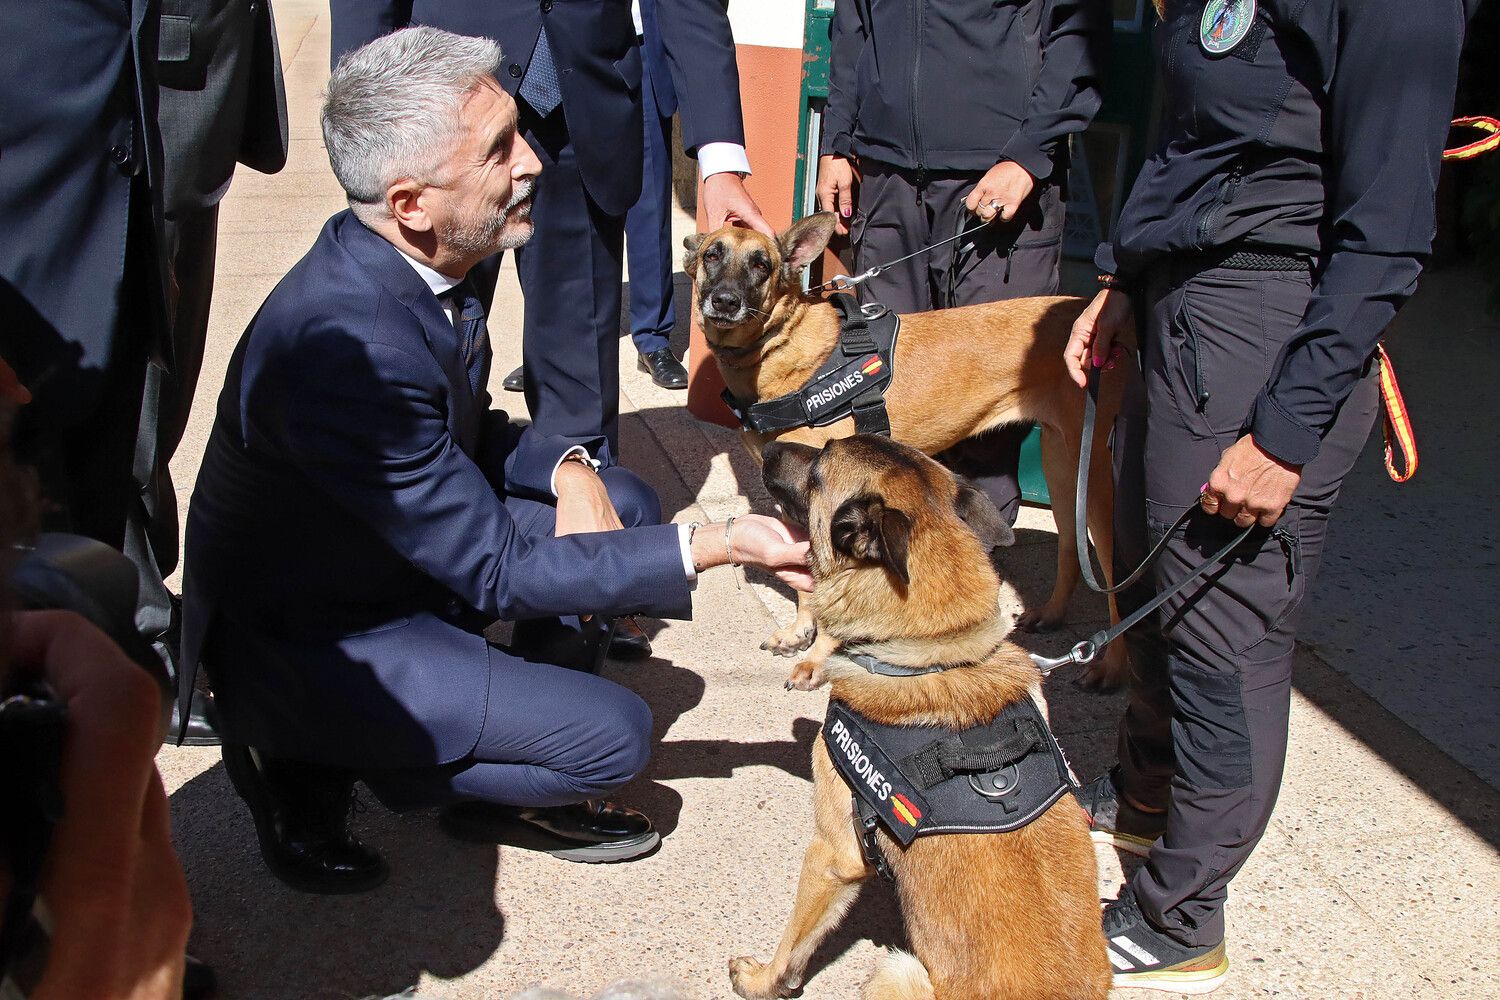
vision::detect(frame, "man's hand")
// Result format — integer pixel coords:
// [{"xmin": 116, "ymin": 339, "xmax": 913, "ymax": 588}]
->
[
  {"xmin": 702, "ymin": 172, "xmax": 776, "ymax": 237},
  {"xmin": 816, "ymin": 155, "xmax": 857, "ymax": 235},
  {"xmin": 554, "ymin": 460, "xmax": 624, "ymax": 537},
  {"xmin": 1203, "ymin": 435, "xmax": 1303, "ymax": 528},
  {"xmin": 1064, "ymin": 288, "xmax": 1133, "ymax": 388},
  {"xmin": 964, "ymin": 160, "xmax": 1036, "ymax": 224},
  {"xmin": 689, "ymin": 514, "xmax": 814, "ymax": 592},
  {"xmin": 8, "ymin": 610, "xmax": 191, "ymax": 1000}
]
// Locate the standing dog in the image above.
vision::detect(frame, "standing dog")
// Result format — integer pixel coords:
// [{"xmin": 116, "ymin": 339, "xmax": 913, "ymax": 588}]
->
[
  {"xmin": 728, "ymin": 435, "xmax": 1108, "ymax": 1000},
  {"xmin": 685, "ymin": 213, "xmax": 1131, "ymax": 689}
]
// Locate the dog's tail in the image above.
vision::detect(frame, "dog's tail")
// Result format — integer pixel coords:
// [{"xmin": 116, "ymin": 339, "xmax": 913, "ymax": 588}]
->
[{"xmin": 863, "ymin": 949, "xmax": 934, "ymax": 1000}]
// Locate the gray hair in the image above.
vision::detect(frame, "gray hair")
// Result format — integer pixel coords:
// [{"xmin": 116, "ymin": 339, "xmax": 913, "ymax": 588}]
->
[{"xmin": 322, "ymin": 26, "xmax": 502, "ymax": 221}]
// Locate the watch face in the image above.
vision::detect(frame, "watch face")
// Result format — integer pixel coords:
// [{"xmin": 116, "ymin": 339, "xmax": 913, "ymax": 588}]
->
[{"xmin": 1200, "ymin": 0, "xmax": 1256, "ymax": 55}]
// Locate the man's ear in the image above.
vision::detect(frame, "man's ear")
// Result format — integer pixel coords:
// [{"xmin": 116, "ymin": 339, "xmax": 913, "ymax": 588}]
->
[
  {"xmin": 387, "ymin": 179, "xmax": 433, "ymax": 233},
  {"xmin": 953, "ymin": 476, "xmax": 1014, "ymax": 550},
  {"xmin": 682, "ymin": 232, "xmax": 707, "ymax": 275},
  {"xmin": 778, "ymin": 213, "xmax": 838, "ymax": 273},
  {"xmin": 831, "ymin": 493, "xmax": 912, "ymax": 586}
]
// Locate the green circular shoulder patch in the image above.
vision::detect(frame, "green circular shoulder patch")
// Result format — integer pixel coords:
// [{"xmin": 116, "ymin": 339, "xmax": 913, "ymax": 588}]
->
[{"xmin": 1200, "ymin": 0, "xmax": 1256, "ymax": 56}]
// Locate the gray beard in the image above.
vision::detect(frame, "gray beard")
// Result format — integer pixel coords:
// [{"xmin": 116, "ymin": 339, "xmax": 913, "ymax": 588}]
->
[{"xmin": 443, "ymin": 179, "xmax": 535, "ymax": 258}]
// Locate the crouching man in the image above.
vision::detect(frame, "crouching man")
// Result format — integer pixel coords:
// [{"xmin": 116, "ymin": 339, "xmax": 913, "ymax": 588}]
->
[{"xmin": 180, "ymin": 27, "xmax": 811, "ymax": 893}]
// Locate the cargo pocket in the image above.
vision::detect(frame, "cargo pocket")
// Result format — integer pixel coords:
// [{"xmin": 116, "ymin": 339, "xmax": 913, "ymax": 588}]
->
[{"xmin": 1169, "ymin": 659, "xmax": 1253, "ymax": 789}]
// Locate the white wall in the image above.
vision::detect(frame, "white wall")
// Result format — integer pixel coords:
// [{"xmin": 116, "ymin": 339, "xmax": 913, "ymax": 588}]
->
[{"xmin": 726, "ymin": 0, "xmax": 806, "ymax": 49}]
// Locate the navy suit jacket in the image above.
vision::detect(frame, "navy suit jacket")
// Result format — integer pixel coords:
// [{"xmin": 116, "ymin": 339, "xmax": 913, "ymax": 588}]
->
[
  {"xmin": 182, "ymin": 211, "xmax": 693, "ymax": 767},
  {"xmin": 329, "ymin": 0, "xmax": 743, "ymax": 216},
  {"xmin": 0, "ymin": 0, "xmax": 168, "ymax": 428}
]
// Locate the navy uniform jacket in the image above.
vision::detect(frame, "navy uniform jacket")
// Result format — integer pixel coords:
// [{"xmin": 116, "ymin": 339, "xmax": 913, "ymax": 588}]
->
[
  {"xmin": 820, "ymin": 0, "xmax": 1108, "ymax": 180},
  {"xmin": 329, "ymin": 0, "xmax": 743, "ymax": 217},
  {"xmin": 182, "ymin": 212, "xmax": 694, "ymax": 767},
  {"xmin": 1101, "ymin": 0, "xmax": 1478, "ymax": 466},
  {"xmin": 0, "ymin": 0, "xmax": 167, "ymax": 427}
]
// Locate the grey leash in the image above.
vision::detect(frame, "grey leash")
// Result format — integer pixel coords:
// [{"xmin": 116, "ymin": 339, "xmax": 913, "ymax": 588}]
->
[
  {"xmin": 1029, "ymin": 366, "xmax": 1254, "ymax": 675},
  {"xmin": 813, "ymin": 218, "xmax": 993, "ymax": 294}
]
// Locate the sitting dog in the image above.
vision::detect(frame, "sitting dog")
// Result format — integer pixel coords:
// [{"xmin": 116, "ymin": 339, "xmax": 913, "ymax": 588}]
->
[
  {"xmin": 727, "ymin": 435, "xmax": 1108, "ymax": 1000},
  {"xmin": 685, "ymin": 213, "xmax": 1131, "ymax": 689}
]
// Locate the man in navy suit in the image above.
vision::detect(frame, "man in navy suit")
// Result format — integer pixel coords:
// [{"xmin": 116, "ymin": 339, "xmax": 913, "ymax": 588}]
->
[
  {"xmin": 329, "ymin": 1, "xmax": 770, "ymax": 447},
  {"xmin": 625, "ymin": 0, "xmax": 689, "ymax": 390},
  {"xmin": 182, "ymin": 28, "xmax": 810, "ymax": 893}
]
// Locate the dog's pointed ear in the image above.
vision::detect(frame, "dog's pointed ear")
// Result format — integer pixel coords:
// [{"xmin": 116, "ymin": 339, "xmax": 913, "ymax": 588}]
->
[
  {"xmin": 779, "ymin": 213, "xmax": 838, "ymax": 273},
  {"xmin": 953, "ymin": 476, "xmax": 1014, "ymax": 550},
  {"xmin": 831, "ymin": 493, "xmax": 912, "ymax": 585},
  {"xmin": 682, "ymin": 232, "xmax": 707, "ymax": 274}
]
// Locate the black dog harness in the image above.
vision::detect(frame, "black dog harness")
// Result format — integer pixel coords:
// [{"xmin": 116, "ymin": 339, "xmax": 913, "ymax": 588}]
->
[
  {"xmin": 822, "ymin": 655, "xmax": 1072, "ymax": 880},
  {"xmin": 721, "ymin": 294, "xmax": 900, "ymax": 437}
]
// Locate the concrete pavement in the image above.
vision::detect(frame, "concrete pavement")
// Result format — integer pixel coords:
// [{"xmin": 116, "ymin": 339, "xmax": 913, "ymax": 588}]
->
[{"xmin": 156, "ymin": 5, "xmax": 1500, "ymax": 998}]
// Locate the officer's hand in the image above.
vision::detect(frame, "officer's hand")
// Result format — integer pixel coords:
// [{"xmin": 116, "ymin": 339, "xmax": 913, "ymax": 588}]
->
[
  {"xmin": 554, "ymin": 460, "xmax": 625, "ymax": 537},
  {"xmin": 702, "ymin": 172, "xmax": 777, "ymax": 238},
  {"xmin": 965, "ymin": 161, "xmax": 1035, "ymax": 223},
  {"xmin": 1203, "ymin": 435, "xmax": 1303, "ymax": 528},
  {"xmin": 1064, "ymin": 289, "xmax": 1132, "ymax": 388},
  {"xmin": 689, "ymin": 515, "xmax": 814, "ymax": 592},
  {"xmin": 817, "ymin": 155, "xmax": 857, "ymax": 235}
]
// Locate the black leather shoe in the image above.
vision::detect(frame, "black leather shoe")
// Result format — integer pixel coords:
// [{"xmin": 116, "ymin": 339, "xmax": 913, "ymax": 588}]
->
[
  {"xmin": 169, "ymin": 690, "xmax": 222, "ymax": 747},
  {"xmin": 511, "ymin": 616, "xmax": 612, "ymax": 674},
  {"xmin": 502, "ymin": 364, "xmax": 526, "ymax": 392},
  {"xmin": 220, "ymin": 743, "xmax": 388, "ymax": 894},
  {"xmin": 183, "ymin": 954, "xmax": 217, "ymax": 1000},
  {"xmin": 636, "ymin": 348, "xmax": 688, "ymax": 389},
  {"xmin": 607, "ymin": 615, "xmax": 653, "ymax": 660},
  {"xmin": 439, "ymin": 799, "xmax": 659, "ymax": 863}
]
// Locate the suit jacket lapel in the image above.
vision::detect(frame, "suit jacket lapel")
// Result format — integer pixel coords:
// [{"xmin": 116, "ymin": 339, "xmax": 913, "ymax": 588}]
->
[{"xmin": 331, "ymin": 212, "xmax": 482, "ymax": 453}]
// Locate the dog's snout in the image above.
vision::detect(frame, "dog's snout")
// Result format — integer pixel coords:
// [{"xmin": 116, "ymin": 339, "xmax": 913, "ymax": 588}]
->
[{"xmin": 711, "ymin": 290, "xmax": 742, "ymax": 312}]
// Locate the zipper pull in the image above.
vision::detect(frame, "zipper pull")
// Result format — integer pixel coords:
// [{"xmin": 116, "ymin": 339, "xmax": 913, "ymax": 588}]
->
[{"xmin": 1272, "ymin": 525, "xmax": 1302, "ymax": 580}]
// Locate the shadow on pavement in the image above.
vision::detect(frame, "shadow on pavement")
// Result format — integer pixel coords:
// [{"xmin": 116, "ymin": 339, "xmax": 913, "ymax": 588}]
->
[{"xmin": 171, "ymin": 763, "xmax": 506, "ymax": 1000}]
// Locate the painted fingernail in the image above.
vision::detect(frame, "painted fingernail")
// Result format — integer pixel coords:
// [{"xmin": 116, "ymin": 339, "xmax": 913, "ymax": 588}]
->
[
  {"xmin": 841, "ymin": 206, "xmax": 851, "ymax": 218},
  {"xmin": 1200, "ymin": 482, "xmax": 1210, "ymax": 493}
]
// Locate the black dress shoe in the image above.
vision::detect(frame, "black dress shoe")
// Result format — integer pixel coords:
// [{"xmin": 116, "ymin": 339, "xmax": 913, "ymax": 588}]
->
[
  {"xmin": 220, "ymin": 743, "xmax": 388, "ymax": 894},
  {"xmin": 502, "ymin": 364, "xmax": 526, "ymax": 392},
  {"xmin": 607, "ymin": 615, "xmax": 653, "ymax": 660},
  {"xmin": 183, "ymin": 954, "xmax": 217, "ymax": 1000},
  {"xmin": 511, "ymin": 615, "xmax": 613, "ymax": 674},
  {"xmin": 636, "ymin": 348, "xmax": 688, "ymax": 389},
  {"xmin": 169, "ymin": 690, "xmax": 222, "ymax": 748},
  {"xmin": 440, "ymin": 799, "xmax": 659, "ymax": 863}
]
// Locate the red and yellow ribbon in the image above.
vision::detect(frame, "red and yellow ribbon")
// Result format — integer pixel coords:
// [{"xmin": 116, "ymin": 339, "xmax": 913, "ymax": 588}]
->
[
  {"xmin": 1376, "ymin": 344, "xmax": 1417, "ymax": 483},
  {"xmin": 1444, "ymin": 116, "xmax": 1500, "ymax": 162}
]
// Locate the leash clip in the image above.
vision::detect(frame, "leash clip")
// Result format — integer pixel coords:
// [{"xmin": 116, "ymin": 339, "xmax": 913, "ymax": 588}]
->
[
  {"xmin": 1029, "ymin": 640, "xmax": 1097, "ymax": 676},
  {"xmin": 824, "ymin": 268, "xmax": 879, "ymax": 292}
]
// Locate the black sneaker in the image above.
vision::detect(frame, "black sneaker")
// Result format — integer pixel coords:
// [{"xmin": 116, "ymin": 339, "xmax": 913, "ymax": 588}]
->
[
  {"xmin": 1102, "ymin": 889, "xmax": 1229, "ymax": 994},
  {"xmin": 1075, "ymin": 767, "xmax": 1167, "ymax": 857}
]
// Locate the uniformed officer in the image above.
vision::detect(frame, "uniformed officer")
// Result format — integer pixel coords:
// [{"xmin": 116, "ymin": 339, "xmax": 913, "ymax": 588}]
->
[
  {"xmin": 816, "ymin": 0, "xmax": 1108, "ymax": 528},
  {"xmin": 1065, "ymin": 0, "xmax": 1478, "ymax": 991}
]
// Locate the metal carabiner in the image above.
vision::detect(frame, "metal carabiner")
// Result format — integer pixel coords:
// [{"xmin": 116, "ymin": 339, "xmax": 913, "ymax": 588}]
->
[{"xmin": 1029, "ymin": 640, "xmax": 1098, "ymax": 676}]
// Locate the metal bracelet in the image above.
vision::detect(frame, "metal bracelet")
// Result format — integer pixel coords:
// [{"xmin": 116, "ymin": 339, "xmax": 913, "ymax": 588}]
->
[{"xmin": 724, "ymin": 516, "xmax": 741, "ymax": 591}]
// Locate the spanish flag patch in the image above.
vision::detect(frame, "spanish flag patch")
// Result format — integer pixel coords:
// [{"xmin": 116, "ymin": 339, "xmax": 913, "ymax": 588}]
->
[
  {"xmin": 891, "ymin": 794, "xmax": 923, "ymax": 827},
  {"xmin": 861, "ymin": 357, "xmax": 884, "ymax": 376}
]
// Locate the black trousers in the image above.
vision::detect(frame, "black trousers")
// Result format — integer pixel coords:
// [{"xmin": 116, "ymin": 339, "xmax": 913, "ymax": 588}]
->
[
  {"xmin": 471, "ymin": 103, "xmax": 627, "ymax": 462},
  {"xmin": 1113, "ymin": 261, "xmax": 1380, "ymax": 946},
  {"xmin": 849, "ymin": 161, "xmax": 1065, "ymax": 524}
]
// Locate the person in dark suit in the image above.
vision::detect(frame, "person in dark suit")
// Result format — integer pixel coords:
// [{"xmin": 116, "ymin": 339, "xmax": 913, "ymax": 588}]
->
[
  {"xmin": 134, "ymin": 0, "xmax": 291, "ymax": 746},
  {"xmin": 624, "ymin": 0, "xmax": 689, "ymax": 390},
  {"xmin": 328, "ymin": 0, "xmax": 772, "ymax": 452},
  {"xmin": 0, "ymin": 0, "xmax": 167, "ymax": 564},
  {"xmin": 182, "ymin": 27, "xmax": 811, "ymax": 893}
]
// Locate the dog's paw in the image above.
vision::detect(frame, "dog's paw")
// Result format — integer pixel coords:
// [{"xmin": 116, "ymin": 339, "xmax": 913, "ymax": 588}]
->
[
  {"xmin": 1015, "ymin": 606, "xmax": 1066, "ymax": 633},
  {"xmin": 729, "ymin": 956, "xmax": 782, "ymax": 999},
  {"xmin": 761, "ymin": 623, "xmax": 816, "ymax": 656},
  {"xmin": 784, "ymin": 659, "xmax": 826, "ymax": 692},
  {"xmin": 1074, "ymin": 647, "xmax": 1129, "ymax": 693}
]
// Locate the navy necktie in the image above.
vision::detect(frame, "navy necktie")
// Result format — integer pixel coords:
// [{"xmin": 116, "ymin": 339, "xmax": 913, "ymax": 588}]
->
[
  {"xmin": 442, "ymin": 280, "xmax": 488, "ymax": 397},
  {"xmin": 518, "ymin": 25, "xmax": 563, "ymax": 117}
]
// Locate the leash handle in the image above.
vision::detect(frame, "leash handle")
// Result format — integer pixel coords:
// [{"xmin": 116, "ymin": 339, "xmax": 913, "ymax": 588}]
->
[
  {"xmin": 1376, "ymin": 344, "xmax": 1418, "ymax": 483},
  {"xmin": 1444, "ymin": 115, "xmax": 1500, "ymax": 162}
]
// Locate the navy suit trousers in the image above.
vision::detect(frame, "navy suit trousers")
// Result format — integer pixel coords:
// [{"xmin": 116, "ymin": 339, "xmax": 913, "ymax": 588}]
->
[
  {"xmin": 624, "ymin": 57, "xmax": 677, "ymax": 357},
  {"xmin": 359, "ymin": 465, "xmax": 662, "ymax": 811}
]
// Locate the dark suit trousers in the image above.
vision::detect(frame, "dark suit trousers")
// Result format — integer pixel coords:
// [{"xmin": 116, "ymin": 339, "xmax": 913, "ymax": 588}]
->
[
  {"xmin": 624, "ymin": 59, "xmax": 676, "ymax": 357},
  {"xmin": 472, "ymin": 104, "xmax": 628, "ymax": 461},
  {"xmin": 358, "ymin": 466, "xmax": 663, "ymax": 811},
  {"xmin": 130, "ymin": 204, "xmax": 220, "ymax": 650},
  {"xmin": 851, "ymin": 163, "xmax": 1066, "ymax": 526}
]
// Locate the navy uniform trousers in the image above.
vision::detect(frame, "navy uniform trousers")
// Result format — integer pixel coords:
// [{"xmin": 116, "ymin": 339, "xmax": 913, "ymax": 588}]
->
[
  {"xmin": 1112, "ymin": 259, "xmax": 1380, "ymax": 947},
  {"xmin": 623, "ymin": 43, "xmax": 677, "ymax": 359},
  {"xmin": 851, "ymin": 161, "xmax": 1067, "ymax": 524}
]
